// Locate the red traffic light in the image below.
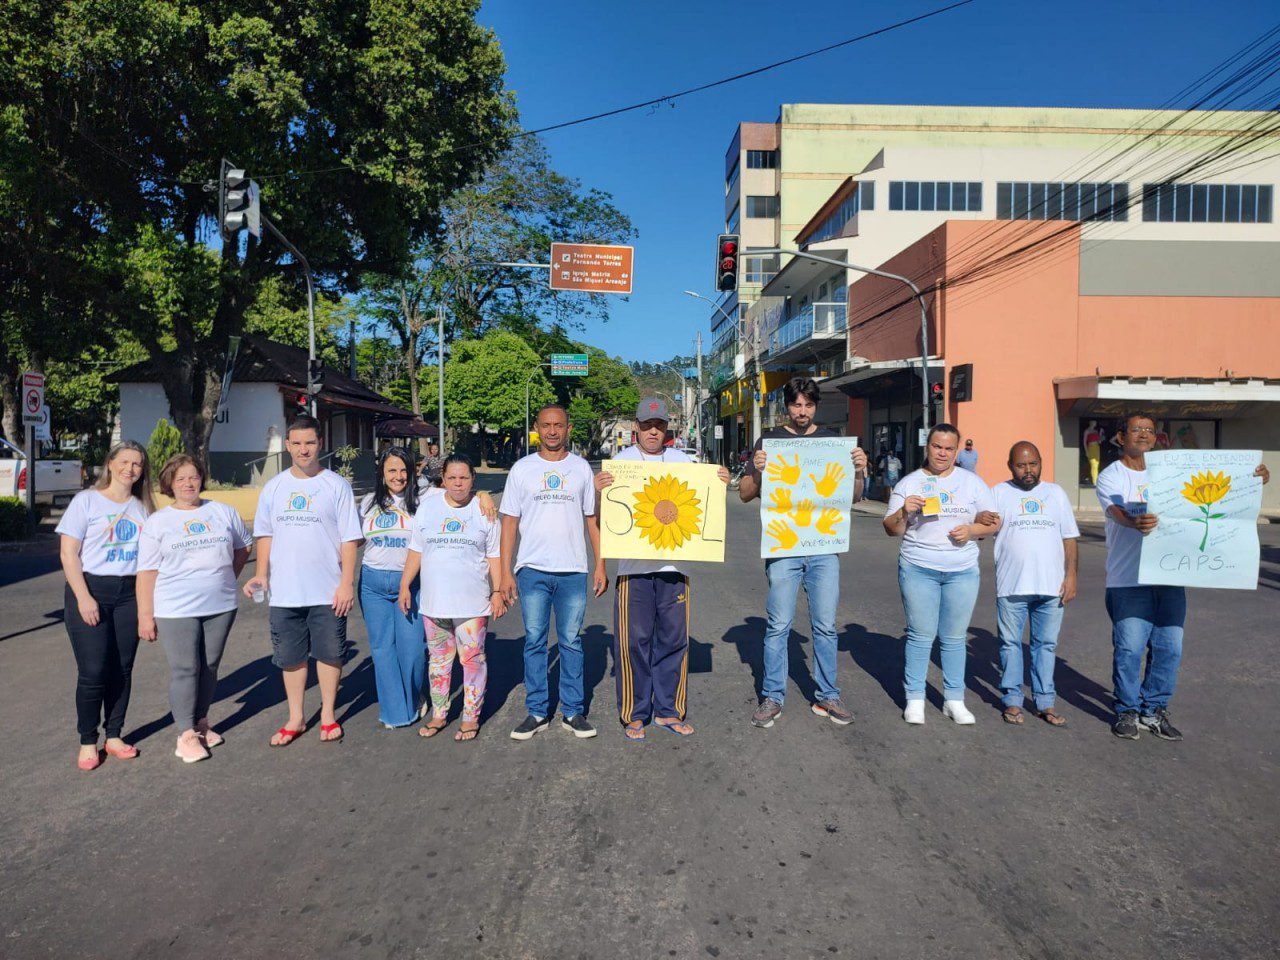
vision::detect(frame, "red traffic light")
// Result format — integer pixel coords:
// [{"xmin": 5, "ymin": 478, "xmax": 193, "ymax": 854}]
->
[
  {"xmin": 719, "ymin": 239, "xmax": 738, "ymax": 256},
  {"xmin": 716, "ymin": 233, "xmax": 740, "ymax": 292}
]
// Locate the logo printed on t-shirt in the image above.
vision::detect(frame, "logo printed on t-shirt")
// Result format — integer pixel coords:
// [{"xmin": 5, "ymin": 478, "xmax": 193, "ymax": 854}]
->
[
  {"xmin": 105, "ymin": 512, "xmax": 139, "ymax": 545},
  {"xmin": 182, "ymin": 518, "xmax": 213, "ymax": 536},
  {"xmin": 1136, "ymin": 484, "xmax": 1148, "ymax": 502},
  {"xmin": 541, "ymin": 471, "xmax": 566, "ymax": 491},
  {"xmin": 372, "ymin": 510, "xmax": 407, "ymax": 530},
  {"xmin": 286, "ymin": 492, "xmax": 314, "ymax": 512},
  {"xmin": 440, "ymin": 517, "xmax": 468, "ymax": 534},
  {"xmin": 1019, "ymin": 498, "xmax": 1044, "ymax": 516}
]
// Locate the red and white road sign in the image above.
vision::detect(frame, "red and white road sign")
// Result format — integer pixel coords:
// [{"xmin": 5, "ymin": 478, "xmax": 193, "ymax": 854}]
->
[
  {"xmin": 21, "ymin": 371, "xmax": 45, "ymax": 427},
  {"xmin": 549, "ymin": 242, "xmax": 634, "ymax": 295}
]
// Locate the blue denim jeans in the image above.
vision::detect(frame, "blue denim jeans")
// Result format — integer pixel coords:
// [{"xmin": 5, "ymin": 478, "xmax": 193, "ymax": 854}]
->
[
  {"xmin": 517, "ymin": 567, "xmax": 588, "ymax": 719},
  {"xmin": 1105, "ymin": 586, "xmax": 1185, "ymax": 716},
  {"xmin": 996, "ymin": 594, "xmax": 1064, "ymax": 710},
  {"xmin": 762, "ymin": 554, "xmax": 840, "ymax": 704},
  {"xmin": 359, "ymin": 566, "xmax": 423, "ymax": 728},
  {"xmin": 899, "ymin": 559, "xmax": 980, "ymax": 701}
]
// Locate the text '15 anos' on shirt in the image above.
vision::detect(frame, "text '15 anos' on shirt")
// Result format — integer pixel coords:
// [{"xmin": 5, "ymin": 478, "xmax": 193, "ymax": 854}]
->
[
  {"xmin": 989, "ymin": 480, "xmax": 1080, "ymax": 598},
  {"xmin": 359, "ymin": 491, "xmax": 417, "ymax": 572},
  {"xmin": 498, "ymin": 452, "xmax": 596, "ymax": 574},
  {"xmin": 409, "ymin": 495, "xmax": 501, "ymax": 620},
  {"xmin": 1094, "ymin": 460, "xmax": 1149, "ymax": 589},
  {"xmin": 612, "ymin": 444, "xmax": 692, "ymax": 578},
  {"xmin": 886, "ymin": 467, "xmax": 996, "ymax": 573},
  {"xmin": 253, "ymin": 469, "xmax": 364, "ymax": 608},
  {"xmin": 137, "ymin": 500, "xmax": 252, "ymax": 618},
  {"xmin": 55, "ymin": 489, "xmax": 149, "ymax": 577}
]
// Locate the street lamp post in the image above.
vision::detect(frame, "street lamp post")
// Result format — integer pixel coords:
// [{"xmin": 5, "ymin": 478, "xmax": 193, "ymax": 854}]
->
[
  {"xmin": 747, "ymin": 249, "xmax": 933, "ymax": 440},
  {"xmin": 683, "ymin": 290, "xmax": 758, "ymax": 455}
]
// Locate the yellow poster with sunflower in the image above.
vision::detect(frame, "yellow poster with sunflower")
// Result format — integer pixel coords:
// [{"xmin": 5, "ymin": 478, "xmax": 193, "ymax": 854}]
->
[
  {"xmin": 1138, "ymin": 449, "xmax": 1264, "ymax": 589},
  {"xmin": 599, "ymin": 460, "xmax": 726, "ymax": 562}
]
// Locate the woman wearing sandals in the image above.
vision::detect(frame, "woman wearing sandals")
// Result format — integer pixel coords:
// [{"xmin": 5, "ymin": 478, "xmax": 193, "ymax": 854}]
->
[
  {"xmin": 399, "ymin": 454, "xmax": 506, "ymax": 742},
  {"xmin": 57, "ymin": 441, "xmax": 154, "ymax": 770},
  {"xmin": 883, "ymin": 424, "xmax": 999, "ymax": 726},
  {"xmin": 137, "ymin": 455, "xmax": 252, "ymax": 762}
]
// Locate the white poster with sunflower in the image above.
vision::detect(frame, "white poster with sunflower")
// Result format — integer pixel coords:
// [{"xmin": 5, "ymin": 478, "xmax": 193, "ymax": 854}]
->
[
  {"xmin": 599, "ymin": 460, "xmax": 727, "ymax": 562},
  {"xmin": 1138, "ymin": 449, "xmax": 1264, "ymax": 590},
  {"xmin": 759, "ymin": 436, "xmax": 858, "ymax": 558}
]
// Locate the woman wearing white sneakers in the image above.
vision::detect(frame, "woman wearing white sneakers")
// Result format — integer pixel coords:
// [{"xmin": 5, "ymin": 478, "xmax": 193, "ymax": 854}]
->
[
  {"xmin": 137, "ymin": 455, "xmax": 251, "ymax": 763},
  {"xmin": 883, "ymin": 424, "xmax": 999, "ymax": 725}
]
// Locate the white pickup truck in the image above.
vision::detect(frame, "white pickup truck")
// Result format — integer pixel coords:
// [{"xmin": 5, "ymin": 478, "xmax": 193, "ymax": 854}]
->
[{"xmin": 0, "ymin": 437, "xmax": 84, "ymax": 507}]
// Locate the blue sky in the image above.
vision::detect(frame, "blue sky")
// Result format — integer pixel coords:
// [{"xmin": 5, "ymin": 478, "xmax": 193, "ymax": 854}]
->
[{"xmin": 477, "ymin": 0, "xmax": 1275, "ymax": 363}]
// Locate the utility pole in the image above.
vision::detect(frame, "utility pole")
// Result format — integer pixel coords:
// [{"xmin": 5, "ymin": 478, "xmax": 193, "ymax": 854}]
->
[
  {"xmin": 524, "ymin": 363, "xmax": 550, "ymax": 457},
  {"xmin": 695, "ymin": 332, "xmax": 703, "ymax": 459}
]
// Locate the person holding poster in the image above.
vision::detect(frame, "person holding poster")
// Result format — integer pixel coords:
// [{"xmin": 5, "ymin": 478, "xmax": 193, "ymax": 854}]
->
[
  {"xmin": 977, "ymin": 442, "xmax": 1079, "ymax": 727},
  {"xmin": 883, "ymin": 424, "xmax": 999, "ymax": 726},
  {"xmin": 499, "ymin": 404, "xmax": 607, "ymax": 742},
  {"xmin": 1096, "ymin": 413, "xmax": 1270, "ymax": 742},
  {"xmin": 594, "ymin": 397, "xmax": 730, "ymax": 740},
  {"xmin": 738, "ymin": 377, "xmax": 867, "ymax": 729}
]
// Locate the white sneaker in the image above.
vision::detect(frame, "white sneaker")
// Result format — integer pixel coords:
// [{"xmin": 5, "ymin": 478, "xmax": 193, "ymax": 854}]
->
[
  {"xmin": 942, "ymin": 700, "xmax": 976, "ymax": 725},
  {"xmin": 903, "ymin": 700, "xmax": 926, "ymax": 725}
]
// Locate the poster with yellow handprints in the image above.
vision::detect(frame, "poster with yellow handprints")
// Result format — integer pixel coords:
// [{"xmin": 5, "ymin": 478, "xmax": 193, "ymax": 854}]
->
[
  {"xmin": 759, "ymin": 436, "xmax": 858, "ymax": 558},
  {"xmin": 599, "ymin": 459, "xmax": 727, "ymax": 562}
]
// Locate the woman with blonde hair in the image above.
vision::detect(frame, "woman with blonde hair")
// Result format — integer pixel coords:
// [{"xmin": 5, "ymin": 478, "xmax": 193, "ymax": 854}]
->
[
  {"xmin": 57, "ymin": 440, "xmax": 155, "ymax": 769},
  {"xmin": 137, "ymin": 454, "xmax": 251, "ymax": 763}
]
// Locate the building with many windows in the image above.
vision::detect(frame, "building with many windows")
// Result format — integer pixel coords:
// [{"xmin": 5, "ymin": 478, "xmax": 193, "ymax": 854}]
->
[{"xmin": 704, "ymin": 104, "xmax": 1280, "ymax": 509}]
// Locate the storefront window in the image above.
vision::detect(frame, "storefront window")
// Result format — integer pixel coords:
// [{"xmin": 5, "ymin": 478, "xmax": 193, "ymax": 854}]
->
[{"xmin": 1078, "ymin": 417, "xmax": 1219, "ymax": 486}]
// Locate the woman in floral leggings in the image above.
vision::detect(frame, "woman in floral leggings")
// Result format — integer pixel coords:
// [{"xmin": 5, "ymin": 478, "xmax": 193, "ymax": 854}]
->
[{"xmin": 399, "ymin": 454, "xmax": 506, "ymax": 742}]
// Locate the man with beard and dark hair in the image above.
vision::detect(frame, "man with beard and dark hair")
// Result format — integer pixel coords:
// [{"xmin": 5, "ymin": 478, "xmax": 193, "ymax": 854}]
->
[{"xmin": 976, "ymin": 442, "xmax": 1079, "ymax": 727}]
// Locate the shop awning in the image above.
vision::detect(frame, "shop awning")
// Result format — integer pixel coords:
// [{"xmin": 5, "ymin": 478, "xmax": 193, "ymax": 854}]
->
[
  {"xmin": 375, "ymin": 418, "xmax": 438, "ymax": 439},
  {"xmin": 1054, "ymin": 376, "xmax": 1280, "ymax": 418},
  {"xmin": 820, "ymin": 357, "xmax": 944, "ymax": 397}
]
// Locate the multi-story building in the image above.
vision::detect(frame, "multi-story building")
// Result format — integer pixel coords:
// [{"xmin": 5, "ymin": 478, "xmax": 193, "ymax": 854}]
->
[{"xmin": 707, "ymin": 104, "xmax": 1280, "ymax": 510}]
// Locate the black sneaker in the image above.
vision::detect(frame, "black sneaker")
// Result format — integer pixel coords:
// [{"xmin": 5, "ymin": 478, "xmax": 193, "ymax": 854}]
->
[
  {"xmin": 561, "ymin": 715, "xmax": 597, "ymax": 739},
  {"xmin": 510, "ymin": 715, "xmax": 549, "ymax": 741},
  {"xmin": 1138, "ymin": 708, "xmax": 1183, "ymax": 741},
  {"xmin": 1111, "ymin": 711, "xmax": 1141, "ymax": 740},
  {"xmin": 751, "ymin": 698, "xmax": 782, "ymax": 728}
]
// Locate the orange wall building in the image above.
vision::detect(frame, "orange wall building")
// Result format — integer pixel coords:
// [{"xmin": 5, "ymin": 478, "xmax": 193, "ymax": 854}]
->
[{"xmin": 835, "ymin": 220, "xmax": 1280, "ymax": 510}]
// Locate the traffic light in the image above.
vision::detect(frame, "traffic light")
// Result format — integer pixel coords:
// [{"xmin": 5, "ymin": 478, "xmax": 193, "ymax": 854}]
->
[
  {"xmin": 219, "ymin": 159, "xmax": 261, "ymax": 241},
  {"xmin": 308, "ymin": 358, "xmax": 325, "ymax": 395},
  {"xmin": 930, "ymin": 382, "xmax": 944, "ymax": 405},
  {"xmin": 716, "ymin": 234, "xmax": 739, "ymax": 292}
]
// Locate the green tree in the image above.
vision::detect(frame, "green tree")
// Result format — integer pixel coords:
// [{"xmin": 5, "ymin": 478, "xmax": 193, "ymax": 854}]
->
[
  {"xmin": 2, "ymin": 0, "xmax": 514, "ymax": 467},
  {"xmin": 444, "ymin": 331, "xmax": 552, "ymax": 457},
  {"xmin": 147, "ymin": 418, "xmax": 185, "ymax": 471}
]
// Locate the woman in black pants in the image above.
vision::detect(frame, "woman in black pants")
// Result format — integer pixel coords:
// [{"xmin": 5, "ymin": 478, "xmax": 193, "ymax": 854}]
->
[{"xmin": 56, "ymin": 440, "xmax": 154, "ymax": 770}]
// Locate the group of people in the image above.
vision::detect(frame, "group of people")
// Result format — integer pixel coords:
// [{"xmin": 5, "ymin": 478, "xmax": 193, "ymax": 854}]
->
[{"xmin": 56, "ymin": 379, "xmax": 1270, "ymax": 769}]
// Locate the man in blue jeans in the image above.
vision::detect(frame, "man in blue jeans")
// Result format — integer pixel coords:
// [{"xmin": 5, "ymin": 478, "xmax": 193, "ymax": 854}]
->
[
  {"xmin": 1096, "ymin": 412, "xmax": 1269, "ymax": 741},
  {"xmin": 499, "ymin": 404, "xmax": 608, "ymax": 741},
  {"xmin": 979, "ymin": 441, "xmax": 1079, "ymax": 727},
  {"xmin": 738, "ymin": 377, "xmax": 867, "ymax": 729}
]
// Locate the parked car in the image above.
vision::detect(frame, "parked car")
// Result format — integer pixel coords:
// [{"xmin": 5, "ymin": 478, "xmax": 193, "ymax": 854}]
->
[
  {"xmin": 679, "ymin": 447, "xmax": 702, "ymax": 463},
  {"xmin": 0, "ymin": 437, "xmax": 84, "ymax": 507}
]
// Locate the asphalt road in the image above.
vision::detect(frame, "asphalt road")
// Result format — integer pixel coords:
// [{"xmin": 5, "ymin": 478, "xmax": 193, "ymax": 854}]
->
[{"xmin": 1, "ymin": 501, "xmax": 1278, "ymax": 960}]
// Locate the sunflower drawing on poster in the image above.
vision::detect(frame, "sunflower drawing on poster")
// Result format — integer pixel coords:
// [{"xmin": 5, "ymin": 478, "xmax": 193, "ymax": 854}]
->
[
  {"xmin": 1137, "ymin": 449, "xmax": 1264, "ymax": 590},
  {"xmin": 759, "ymin": 436, "xmax": 858, "ymax": 558},
  {"xmin": 599, "ymin": 460, "xmax": 727, "ymax": 563}
]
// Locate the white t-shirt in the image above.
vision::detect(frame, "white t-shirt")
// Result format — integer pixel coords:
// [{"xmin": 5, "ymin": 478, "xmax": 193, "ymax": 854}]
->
[
  {"xmin": 990, "ymin": 481, "xmax": 1080, "ymax": 597},
  {"xmin": 499, "ymin": 452, "xmax": 596, "ymax": 574},
  {"xmin": 359, "ymin": 492, "xmax": 418, "ymax": 572},
  {"xmin": 613, "ymin": 445, "xmax": 691, "ymax": 578},
  {"xmin": 56, "ymin": 490, "xmax": 149, "ymax": 576},
  {"xmin": 886, "ymin": 468, "xmax": 996, "ymax": 572},
  {"xmin": 1095, "ymin": 460, "xmax": 1148, "ymax": 588},
  {"xmin": 253, "ymin": 469, "xmax": 365, "ymax": 607},
  {"xmin": 137, "ymin": 501, "xmax": 252, "ymax": 617},
  {"xmin": 409, "ymin": 495, "xmax": 501, "ymax": 619}
]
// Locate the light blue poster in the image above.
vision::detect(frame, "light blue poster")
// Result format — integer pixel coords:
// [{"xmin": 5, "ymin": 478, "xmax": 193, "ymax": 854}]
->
[
  {"xmin": 1137, "ymin": 449, "xmax": 1263, "ymax": 590},
  {"xmin": 759, "ymin": 436, "xmax": 858, "ymax": 558}
]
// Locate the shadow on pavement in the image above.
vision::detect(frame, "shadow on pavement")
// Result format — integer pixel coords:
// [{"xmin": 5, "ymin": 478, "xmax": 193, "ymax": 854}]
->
[
  {"xmin": 966, "ymin": 625, "xmax": 1114, "ymax": 725},
  {"xmin": 841, "ymin": 622, "xmax": 906, "ymax": 709},
  {"xmin": 723, "ymin": 615, "xmax": 830, "ymax": 704},
  {"xmin": 0, "ymin": 607, "xmax": 64, "ymax": 643}
]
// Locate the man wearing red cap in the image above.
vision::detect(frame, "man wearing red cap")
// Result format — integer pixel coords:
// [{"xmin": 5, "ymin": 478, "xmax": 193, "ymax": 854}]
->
[{"xmin": 595, "ymin": 397, "xmax": 729, "ymax": 740}]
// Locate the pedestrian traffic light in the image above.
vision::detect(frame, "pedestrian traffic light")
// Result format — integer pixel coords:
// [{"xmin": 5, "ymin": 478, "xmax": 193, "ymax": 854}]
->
[
  {"xmin": 716, "ymin": 234, "xmax": 739, "ymax": 292},
  {"xmin": 308, "ymin": 358, "xmax": 325, "ymax": 395},
  {"xmin": 219, "ymin": 159, "xmax": 261, "ymax": 242},
  {"xmin": 931, "ymin": 382, "xmax": 944, "ymax": 404}
]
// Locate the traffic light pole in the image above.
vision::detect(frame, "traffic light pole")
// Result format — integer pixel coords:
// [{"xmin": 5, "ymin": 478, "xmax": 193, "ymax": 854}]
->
[
  {"xmin": 749, "ymin": 248, "xmax": 933, "ymax": 440},
  {"xmin": 260, "ymin": 216, "xmax": 318, "ymax": 415},
  {"xmin": 683, "ymin": 290, "xmax": 757, "ymax": 453}
]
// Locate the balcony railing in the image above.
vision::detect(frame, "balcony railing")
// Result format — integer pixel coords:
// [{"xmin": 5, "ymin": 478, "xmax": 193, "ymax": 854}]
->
[{"xmin": 768, "ymin": 302, "xmax": 847, "ymax": 356}]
